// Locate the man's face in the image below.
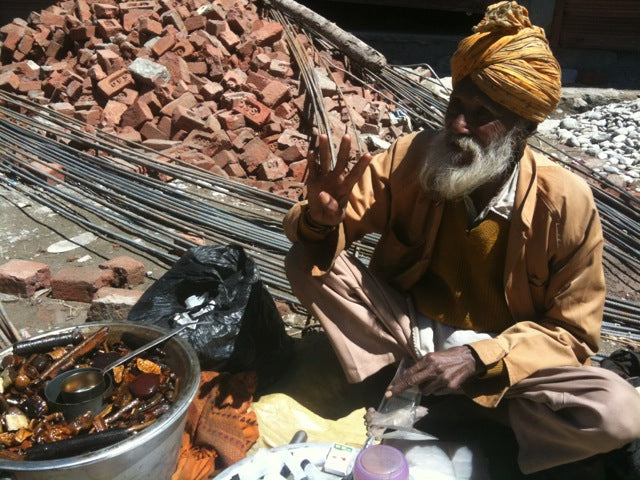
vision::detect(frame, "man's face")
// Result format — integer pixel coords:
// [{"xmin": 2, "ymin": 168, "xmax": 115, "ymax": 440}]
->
[
  {"xmin": 417, "ymin": 78, "xmax": 531, "ymax": 200},
  {"xmin": 444, "ymin": 77, "xmax": 523, "ymax": 149}
]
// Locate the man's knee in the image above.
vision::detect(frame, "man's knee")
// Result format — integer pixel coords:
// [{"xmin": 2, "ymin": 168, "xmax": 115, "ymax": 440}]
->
[
  {"xmin": 284, "ymin": 243, "xmax": 310, "ymax": 287},
  {"xmin": 596, "ymin": 370, "xmax": 640, "ymax": 445}
]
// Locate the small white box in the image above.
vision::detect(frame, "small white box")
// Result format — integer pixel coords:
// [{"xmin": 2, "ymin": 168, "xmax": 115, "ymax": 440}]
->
[{"xmin": 323, "ymin": 443, "xmax": 359, "ymax": 476}]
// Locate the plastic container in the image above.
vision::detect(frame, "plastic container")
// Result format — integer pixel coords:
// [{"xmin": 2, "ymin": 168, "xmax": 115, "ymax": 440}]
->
[{"xmin": 352, "ymin": 445, "xmax": 410, "ymax": 480}]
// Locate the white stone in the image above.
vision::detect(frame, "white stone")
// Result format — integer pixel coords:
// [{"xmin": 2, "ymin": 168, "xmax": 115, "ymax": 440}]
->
[
  {"xmin": 128, "ymin": 58, "xmax": 170, "ymax": 86},
  {"xmin": 560, "ymin": 118, "xmax": 580, "ymax": 130}
]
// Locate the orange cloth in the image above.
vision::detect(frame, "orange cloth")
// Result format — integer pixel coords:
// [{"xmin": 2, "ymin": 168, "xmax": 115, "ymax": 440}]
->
[
  {"xmin": 450, "ymin": 1, "xmax": 561, "ymax": 123},
  {"xmin": 171, "ymin": 371, "xmax": 259, "ymax": 480}
]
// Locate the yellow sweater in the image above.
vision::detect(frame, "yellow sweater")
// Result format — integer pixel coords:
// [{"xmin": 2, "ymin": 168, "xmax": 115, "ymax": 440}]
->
[{"xmin": 410, "ymin": 199, "xmax": 512, "ymax": 333}]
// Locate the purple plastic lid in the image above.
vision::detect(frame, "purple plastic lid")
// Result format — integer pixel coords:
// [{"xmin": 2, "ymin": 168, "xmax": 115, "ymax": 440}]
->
[{"xmin": 352, "ymin": 445, "xmax": 409, "ymax": 480}]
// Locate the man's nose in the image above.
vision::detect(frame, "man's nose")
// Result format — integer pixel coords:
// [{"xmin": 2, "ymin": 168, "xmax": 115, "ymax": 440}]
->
[{"xmin": 448, "ymin": 113, "xmax": 471, "ymax": 135}]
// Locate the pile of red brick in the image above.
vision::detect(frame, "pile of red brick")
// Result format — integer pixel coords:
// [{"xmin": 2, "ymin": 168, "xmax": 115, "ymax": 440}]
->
[
  {"xmin": 0, "ymin": 257, "xmax": 146, "ymax": 321},
  {"xmin": 0, "ymin": 0, "xmax": 405, "ymax": 200}
]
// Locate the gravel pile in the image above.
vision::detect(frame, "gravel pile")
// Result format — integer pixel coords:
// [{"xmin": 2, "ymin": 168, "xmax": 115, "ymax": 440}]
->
[{"xmin": 538, "ymin": 98, "xmax": 640, "ymax": 193}]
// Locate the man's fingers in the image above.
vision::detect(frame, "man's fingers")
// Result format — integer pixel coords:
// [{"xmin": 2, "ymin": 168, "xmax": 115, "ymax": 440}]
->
[
  {"xmin": 344, "ymin": 153, "xmax": 372, "ymax": 190},
  {"xmin": 334, "ymin": 135, "xmax": 352, "ymax": 173},
  {"xmin": 318, "ymin": 134, "xmax": 332, "ymax": 175},
  {"xmin": 306, "ymin": 149, "xmax": 318, "ymax": 181}
]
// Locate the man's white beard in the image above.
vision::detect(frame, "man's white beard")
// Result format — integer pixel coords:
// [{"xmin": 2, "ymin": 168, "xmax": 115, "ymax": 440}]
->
[{"xmin": 418, "ymin": 129, "xmax": 519, "ymax": 199}]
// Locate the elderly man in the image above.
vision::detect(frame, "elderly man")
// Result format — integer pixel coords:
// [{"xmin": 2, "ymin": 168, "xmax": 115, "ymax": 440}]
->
[{"xmin": 283, "ymin": 1, "xmax": 640, "ymax": 476}]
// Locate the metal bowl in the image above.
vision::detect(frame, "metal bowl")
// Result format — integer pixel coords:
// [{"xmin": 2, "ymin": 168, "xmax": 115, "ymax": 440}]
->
[{"xmin": 0, "ymin": 322, "xmax": 200, "ymax": 480}]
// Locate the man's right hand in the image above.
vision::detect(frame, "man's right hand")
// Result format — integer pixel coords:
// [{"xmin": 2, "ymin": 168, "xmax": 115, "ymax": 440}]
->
[{"xmin": 306, "ymin": 134, "xmax": 372, "ymax": 228}]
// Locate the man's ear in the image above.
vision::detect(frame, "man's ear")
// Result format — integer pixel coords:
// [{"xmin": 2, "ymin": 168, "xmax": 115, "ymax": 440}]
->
[{"xmin": 524, "ymin": 121, "xmax": 538, "ymax": 136}]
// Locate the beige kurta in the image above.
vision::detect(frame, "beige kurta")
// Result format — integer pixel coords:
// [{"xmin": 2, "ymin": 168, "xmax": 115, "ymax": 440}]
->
[{"xmin": 284, "ymin": 130, "xmax": 606, "ymax": 406}]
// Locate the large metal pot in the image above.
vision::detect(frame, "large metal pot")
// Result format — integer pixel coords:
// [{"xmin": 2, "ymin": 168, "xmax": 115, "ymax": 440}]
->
[{"xmin": 0, "ymin": 322, "xmax": 200, "ymax": 480}]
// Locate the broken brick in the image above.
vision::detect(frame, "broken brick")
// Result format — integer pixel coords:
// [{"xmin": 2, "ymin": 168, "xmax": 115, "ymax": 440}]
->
[
  {"xmin": 240, "ymin": 137, "xmax": 272, "ymax": 170},
  {"xmin": 121, "ymin": 100, "xmax": 154, "ymax": 128},
  {"xmin": 99, "ymin": 256, "xmax": 146, "ymax": 286},
  {"xmin": 101, "ymin": 100, "xmax": 129, "ymax": 127},
  {"xmin": 161, "ymin": 10, "xmax": 186, "ymax": 33},
  {"xmin": 212, "ymin": 150, "xmax": 237, "ymax": 169},
  {"xmin": 218, "ymin": 28, "xmax": 240, "ymax": 51},
  {"xmin": 27, "ymin": 161, "xmax": 65, "ymax": 185},
  {"xmin": 274, "ymin": 102, "xmax": 296, "ymax": 120},
  {"xmin": 217, "ymin": 111, "xmax": 245, "ymax": 130},
  {"xmin": 252, "ymin": 22, "xmax": 283, "ymax": 46},
  {"xmin": 96, "ymin": 19, "xmax": 123, "ymax": 38},
  {"xmin": 288, "ymin": 158, "xmax": 309, "ymax": 182},
  {"xmin": 18, "ymin": 79, "xmax": 42, "ymax": 93},
  {"xmin": 260, "ymin": 80, "xmax": 291, "ymax": 107},
  {"xmin": 140, "ymin": 121, "xmax": 169, "ymax": 140},
  {"xmin": 39, "ymin": 11, "xmax": 66, "ymax": 27},
  {"xmin": 184, "ymin": 15, "xmax": 206, "ymax": 32},
  {"xmin": 0, "ymin": 72, "xmax": 20, "ymax": 92},
  {"xmin": 159, "ymin": 92, "xmax": 197, "ymax": 116},
  {"xmin": 257, "ymin": 156, "xmax": 288, "ymax": 181},
  {"xmin": 143, "ymin": 139, "xmax": 179, "ymax": 151},
  {"xmin": 51, "ymin": 266, "xmax": 114, "ymax": 303},
  {"xmin": 224, "ymin": 162, "xmax": 247, "ymax": 178},
  {"xmin": 151, "ymin": 33, "xmax": 176, "ymax": 57},
  {"xmin": 268, "ymin": 59, "xmax": 290, "ymax": 78},
  {"xmin": 158, "ymin": 52, "xmax": 190, "ymax": 84},
  {"xmin": 232, "ymin": 96, "xmax": 271, "ymax": 127},
  {"xmin": 49, "ymin": 102, "xmax": 75, "ymax": 116},
  {"xmin": 172, "ymin": 39, "xmax": 195, "ymax": 58},
  {"xmin": 206, "ymin": 19, "xmax": 226, "ymax": 36},
  {"xmin": 123, "ymin": 9, "xmax": 154, "ymax": 32},
  {"xmin": 120, "ymin": 0, "xmax": 155, "ymax": 12},
  {"xmin": 93, "ymin": 3, "xmax": 119, "ymax": 19},
  {"xmin": 231, "ymin": 128, "xmax": 255, "ymax": 151},
  {"xmin": 172, "ymin": 105, "xmax": 206, "ymax": 131},
  {"xmin": 201, "ymin": 3, "xmax": 226, "ymax": 21},
  {"xmin": 113, "ymin": 88, "xmax": 139, "ymax": 106},
  {"xmin": 0, "ymin": 259, "xmax": 51, "ymax": 297},
  {"xmin": 97, "ymin": 69, "xmax": 134, "ymax": 98},
  {"xmin": 75, "ymin": 106, "xmax": 104, "ymax": 126},
  {"xmin": 200, "ymin": 81, "xmax": 223, "ymax": 101},
  {"xmin": 69, "ymin": 25, "xmax": 96, "ymax": 41},
  {"xmin": 87, "ymin": 287, "xmax": 143, "ymax": 323},
  {"xmin": 278, "ymin": 129, "xmax": 309, "ymax": 150},
  {"xmin": 280, "ymin": 144, "xmax": 306, "ymax": 163},
  {"xmin": 118, "ymin": 126, "xmax": 143, "ymax": 143}
]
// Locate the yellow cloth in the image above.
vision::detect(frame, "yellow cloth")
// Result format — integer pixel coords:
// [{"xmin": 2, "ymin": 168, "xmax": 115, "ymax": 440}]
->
[
  {"xmin": 451, "ymin": 1, "xmax": 561, "ymax": 123},
  {"xmin": 249, "ymin": 393, "xmax": 367, "ymax": 450}
]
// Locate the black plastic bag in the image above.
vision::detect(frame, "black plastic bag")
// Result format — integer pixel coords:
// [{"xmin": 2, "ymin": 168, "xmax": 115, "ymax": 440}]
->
[{"xmin": 127, "ymin": 244, "xmax": 293, "ymax": 388}]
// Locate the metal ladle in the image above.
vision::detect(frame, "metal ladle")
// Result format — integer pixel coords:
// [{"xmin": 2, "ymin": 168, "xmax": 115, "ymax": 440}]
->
[{"xmin": 55, "ymin": 324, "xmax": 191, "ymax": 406}]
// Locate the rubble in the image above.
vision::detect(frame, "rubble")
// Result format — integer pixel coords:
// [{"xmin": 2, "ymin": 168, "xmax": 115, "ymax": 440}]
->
[
  {"xmin": 87, "ymin": 286, "xmax": 143, "ymax": 322},
  {"xmin": 0, "ymin": 0, "xmax": 410, "ymax": 201},
  {"xmin": 0, "ymin": 260, "xmax": 51, "ymax": 297},
  {"xmin": 50, "ymin": 266, "xmax": 115, "ymax": 302}
]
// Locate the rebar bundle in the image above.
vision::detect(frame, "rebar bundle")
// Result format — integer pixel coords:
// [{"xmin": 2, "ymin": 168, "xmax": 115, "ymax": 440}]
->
[{"xmin": 1, "ymin": 0, "xmax": 638, "ymax": 346}]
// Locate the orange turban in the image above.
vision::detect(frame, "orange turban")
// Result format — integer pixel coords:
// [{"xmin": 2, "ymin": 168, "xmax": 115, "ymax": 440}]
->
[{"xmin": 451, "ymin": 1, "xmax": 561, "ymax": 123}]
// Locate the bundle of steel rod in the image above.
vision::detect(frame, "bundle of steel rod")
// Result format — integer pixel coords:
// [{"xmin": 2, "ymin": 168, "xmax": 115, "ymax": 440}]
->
[
  {"xmin": 0, "ymin": 100, "xmax": 293, "ymax": 303},
  {"xmin": 2, "ymin": 1, "xmax": 639, "ymax": 341}
]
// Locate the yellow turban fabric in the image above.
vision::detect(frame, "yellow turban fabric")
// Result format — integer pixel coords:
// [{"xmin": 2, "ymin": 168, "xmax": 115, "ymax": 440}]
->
[{"xmin": 451, "ymin": 1, "xmax": 561, "ymax": 123}]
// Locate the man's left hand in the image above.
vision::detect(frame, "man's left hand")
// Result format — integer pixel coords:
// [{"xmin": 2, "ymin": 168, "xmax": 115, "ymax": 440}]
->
[{"xmin": 387, "ymin": 346, "xmax": 484, "ymax": 397}]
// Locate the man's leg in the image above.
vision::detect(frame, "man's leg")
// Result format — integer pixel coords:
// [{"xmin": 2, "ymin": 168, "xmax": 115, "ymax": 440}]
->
[
  {"xmin": 505, "ymin": 366, "xmax": 640, "ymax": 474},
  {"xmin": 285, "ymin": 244, "xmax": 417, "ymax": 383}
]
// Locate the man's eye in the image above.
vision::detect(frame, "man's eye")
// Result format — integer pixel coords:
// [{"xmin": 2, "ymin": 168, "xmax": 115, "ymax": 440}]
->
[{"xmin": 474, "ymin": 107, "xmax": 494, "ymax": 124}]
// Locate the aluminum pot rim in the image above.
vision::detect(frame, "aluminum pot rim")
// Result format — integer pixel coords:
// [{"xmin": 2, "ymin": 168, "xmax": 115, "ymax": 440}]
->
[{"xmin": 0, "ymin": 321, "xmax": 200, "ymax": 472}]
